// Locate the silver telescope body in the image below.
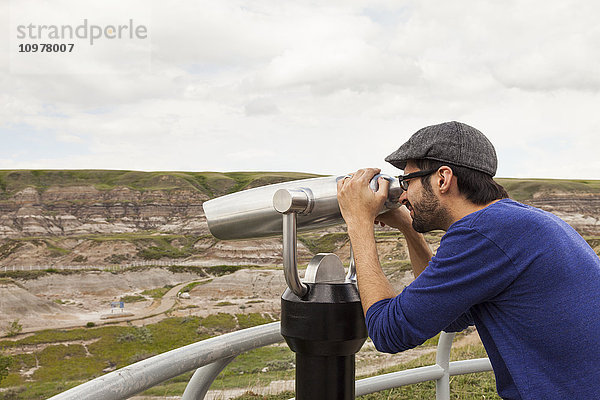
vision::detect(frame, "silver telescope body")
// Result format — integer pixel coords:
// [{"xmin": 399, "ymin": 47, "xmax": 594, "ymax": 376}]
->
[{"xmin": 203, "ymin": 174, "xmax": 403, "ymax": 240}]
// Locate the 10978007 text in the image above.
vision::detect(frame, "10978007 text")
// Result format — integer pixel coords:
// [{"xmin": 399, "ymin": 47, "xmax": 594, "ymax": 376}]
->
[{"xmin": 18, "ymin": 43, "xmax": 75, "ymax": 53}]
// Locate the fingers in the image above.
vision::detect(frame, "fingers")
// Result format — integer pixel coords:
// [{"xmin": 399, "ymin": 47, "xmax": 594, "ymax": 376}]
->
[
  {"xmin": 353, "ymin": 168, "xmax": 381, "ymax": 181},
  {"xmin": 337, "ymin": 174, "xmax": 351, "ymax": 192},
  {"xmin": 376, "ymin": 175, "xmax": 390, "ymax": 194},
  {"xmin": 342, "ymin": 168, "xmax": 381, "ymax": 184},
  {"xmin": 338, "ymin": 168, "xmax": 385, "ymax": 199}
]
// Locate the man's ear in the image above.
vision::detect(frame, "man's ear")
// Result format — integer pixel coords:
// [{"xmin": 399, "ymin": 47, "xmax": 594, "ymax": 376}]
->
[{"xmin": 437, "ymin": 166, "xmax": 453, "ymax": 194}]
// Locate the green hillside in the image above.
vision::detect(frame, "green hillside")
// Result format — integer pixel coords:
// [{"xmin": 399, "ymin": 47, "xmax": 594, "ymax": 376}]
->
[
  {"xmin": 496, "ymin": 177, "xmax": 600, "ymax": 201},
  {"xmin": 0, "ymin": 170, "xmax": 322, "ymax": 199},
  {"xmin": 1, "ymin": 170, "xmax": 599, "ymax": 201}
]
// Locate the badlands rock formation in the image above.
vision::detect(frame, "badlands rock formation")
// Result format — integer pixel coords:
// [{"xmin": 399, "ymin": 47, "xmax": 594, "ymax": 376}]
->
[{"xmin": 0, "ymin": 171, "xmax": 598, "ymax": 268}]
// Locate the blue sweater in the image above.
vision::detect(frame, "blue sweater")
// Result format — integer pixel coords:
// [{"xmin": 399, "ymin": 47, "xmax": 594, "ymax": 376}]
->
[{"xmin": 366, "ymin": 199, "xmax": 600, "ymax": 399}]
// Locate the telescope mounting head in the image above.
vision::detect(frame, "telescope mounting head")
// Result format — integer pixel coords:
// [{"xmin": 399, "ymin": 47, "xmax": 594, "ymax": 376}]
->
[{"xmin": 273, "ymin": 188, "xmax": 314, "ymax": 215}]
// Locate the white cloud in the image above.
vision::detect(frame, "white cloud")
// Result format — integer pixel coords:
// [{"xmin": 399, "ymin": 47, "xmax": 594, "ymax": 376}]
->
[
  {"xmin": 244, "ymin": 97, "xmax": 280, "ymax": 116},
  {"xmin": 56, "ymin": 133, "xmax": 83, "ymax": 143},
  {"xmin": 1, "ymin": 0, "xmax": 600, "ymax": 179}
]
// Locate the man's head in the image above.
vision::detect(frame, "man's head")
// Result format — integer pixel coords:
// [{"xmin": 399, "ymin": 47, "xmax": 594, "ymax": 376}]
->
[
  {"xmin": 399, "ymin": 161, "xmax": 452, "ymax": 232},
  {"xmin": 385, "ymin": 121, "xmax": 498, "ymax": 176},
  {"xmin": 386, "ymin": 121, "xmax": 508, "ymax": 232}
]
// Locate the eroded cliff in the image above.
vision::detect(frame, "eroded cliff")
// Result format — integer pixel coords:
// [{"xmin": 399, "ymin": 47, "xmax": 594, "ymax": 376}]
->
[{"xmin": 0, "ymin": 171, "xmax": 598, "ymax": 267}]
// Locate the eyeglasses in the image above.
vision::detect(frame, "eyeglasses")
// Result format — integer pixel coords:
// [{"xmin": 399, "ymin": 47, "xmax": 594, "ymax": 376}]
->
[{"xmin": 397, "ymin": 169, "xmax": 437, "ymax": 191}]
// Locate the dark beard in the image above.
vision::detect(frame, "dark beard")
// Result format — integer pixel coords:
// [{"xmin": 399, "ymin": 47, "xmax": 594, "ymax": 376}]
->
[{"xmin": 409, "ymin": 184, "xmax": 450, "ymax": 233}]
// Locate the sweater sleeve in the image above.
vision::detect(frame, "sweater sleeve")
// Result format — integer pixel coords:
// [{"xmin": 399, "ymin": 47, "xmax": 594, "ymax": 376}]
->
[
  {"xmin": 444, "ymin": 310, "xmax": 474, "ymax": 333},
  {"xmin": 366, "ymin": 226, "xmax": 517, "ymax": 353}
]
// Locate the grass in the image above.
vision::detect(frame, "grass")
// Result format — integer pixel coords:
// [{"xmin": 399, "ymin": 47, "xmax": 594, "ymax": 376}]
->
[
  {"xmin": 0, "ymin": 268, "xmax": 91, "ymax": 281},
  {"xmin": 141, "ymin": 285, "xmax": 174, "ymax": 299},
  {"xmin": 206, "ymin": 265, "xmax": 247, "ymax": 276},
  {"xmin": 2, "ymin": 170, "xmax": 596, "ymax": 202},
  {"xmin": 0, "ymin": 312, "xmax": 278, "ymax": 399},
  {"xmin": 85, "ymin": 232, "xmax": 191, "ymax": 242},
  {"xmin": 230, "ymin": 392, "xmax": 295, "ymax": 400},
  {"xmin": 2, "ymin": 233, "xmax": 223, "ymax": 271},
  {"xmin": 2, "ymin": 322, "xmax": 492, "ymax": 400},
  {"xmin": 0, "ymin": 264, "xmax": 250, "ymax": 283},
  {"xmin": 298, "ymin": 232, "xmax": 349, "ymax": 254},
  {"xmin": 236, "ymin": 313, "xmax": 276, "ymax": 329},
  {"xmin": 119, "ymin": 295, "xmax": 146, "ymax": 303},
  {"xmin": 381, "ymin": 260, "xmax": 413, "ymax": 273},
  {"xmin": 201, "ymin": 313, "xmax": 237, "ymax": 331},
  {"xmin": 0, "ymin": 170, "xmax": 197, "ymax": 195},
  {"xmin": 137, "ymin": 245, "xmax": 189, "ymax": 260},
  {"xmin": 139, "ymin": 345, "xmax": 295, "ymax": 397},
  {"xmin": 134, "ymin": 236, "xmax": 198, "ymax": 260},
  {"xmin": 42, "ymin": 240, "xmax": 71, "ymax": 257},
  {"xmin": 0, "ymin": 310, "xmax": 496, "ymax": 400},
  {"xmin": 0, "ymin": 241, "xmax": 24, "ymax": 260},
  {"xmin": 0, "ymin": 170, "xmax": 321, "ymax": 200},
  {"xmin": 180, "ymin": 280, "xmax": 209, "ymax": 293},
  {"xmin": 585, "ymin": 236, "xmax": 600, "ymax": 255},
  {"xmin": 222, "ymin": 171, "xmax": 322, "ymax": 193},
  {"xmin": 219, "ymin": 338, "xmax": 497, "ymax": 400},
  {"xmin": 497, "ymin": 177, "xmax": 600, "ymax": 201},
  {"xmin": 0, "ymin": 278, "xmax": 18, "ymax": 285},
  {"xmin": 354, "ymin": 344, "xmax": 499, "ymax": 399}
]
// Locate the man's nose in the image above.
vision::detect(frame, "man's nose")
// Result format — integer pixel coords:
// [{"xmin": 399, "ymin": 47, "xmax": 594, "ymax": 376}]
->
[{"xmin": 399, "ymin": 189, "xmax": 408, "ymax": 204}]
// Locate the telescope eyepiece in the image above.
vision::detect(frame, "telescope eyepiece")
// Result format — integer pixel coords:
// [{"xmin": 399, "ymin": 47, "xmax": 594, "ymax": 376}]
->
[{"xmin": 368, "ymin": 174, "xmax": 404, "ymax": 209}]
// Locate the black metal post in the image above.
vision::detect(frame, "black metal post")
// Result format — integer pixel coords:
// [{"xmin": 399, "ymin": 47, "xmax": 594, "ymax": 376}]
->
[{"xmin": 281, "ymin": 282, "xmax": 367, "ymax": 400}]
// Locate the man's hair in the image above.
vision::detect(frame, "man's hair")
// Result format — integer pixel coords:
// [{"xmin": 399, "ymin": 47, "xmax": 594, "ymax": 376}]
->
[{"xmin": 415, "ymin": 159, "xmax": 509, "ymax": 205}]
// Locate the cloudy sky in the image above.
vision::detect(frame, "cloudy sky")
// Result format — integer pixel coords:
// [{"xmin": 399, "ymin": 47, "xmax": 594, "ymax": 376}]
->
[{"xmin": 1, "ymin": 0, "xmax": 599, "ymax": 179}]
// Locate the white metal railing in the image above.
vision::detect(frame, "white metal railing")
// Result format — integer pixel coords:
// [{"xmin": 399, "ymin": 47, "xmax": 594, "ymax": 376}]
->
[{"xmin": 48, "ymin": 321, "xmax": 492, "ymax": 400}]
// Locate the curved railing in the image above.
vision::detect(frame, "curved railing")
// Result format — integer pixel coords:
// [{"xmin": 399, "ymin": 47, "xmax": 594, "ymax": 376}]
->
[{"xmin": 48, "ymin": 322, "xmax": 492, "ymax": 400}]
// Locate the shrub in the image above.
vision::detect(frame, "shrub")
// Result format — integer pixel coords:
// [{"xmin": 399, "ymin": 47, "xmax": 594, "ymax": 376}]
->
[
  {"xmin": 137, "ymin": 244, "xmax": 190, "ymax": 260},
  {"xmin": 298, "ymin": 232, "xmax": 349, "ymax": 254},
  {"xmin": 116, "ymin": 332, "xmax": 137, "ymax": 343},
  {"xmin": 236, "ymin": 313, "xmax": 275, "ymax": 329},
  {"xmin": 116, "ymin": 327, "xmax": 153, "ymax": 344},
  {"xmin": 0, "ymin": 353, "xmax": 12, "ymax": 384},
  {"xmin": 141, "ymin": 286, "xmax": 173, "ymax": 299},
  {"xmin": 104, "ymin": 254, "xmax": 129, "ymax": 264},
  {"xmin": 265, "ymin": 359, "xmax": 295, "ymax": 372},
  {"xmin": 201, "ymin": 313, "xmax": 236, "ymax": 332},
  {"xmin": 180, "ymin": 280, "xmax": 208, "ymax": 293},
  {"xmin": 6, "ymin": 320, "xmax": 22, "ymax": 337},
  {"xmin": 129, "ymin": 352, "xmax": 157, "ymax": 363},
  {"xmin": 120, "ymin": 295, "xmax": 146, "ymax": 303},
  {"xmin": 210, "ymin": 265, "xmax": 243, "ymax": 276}
]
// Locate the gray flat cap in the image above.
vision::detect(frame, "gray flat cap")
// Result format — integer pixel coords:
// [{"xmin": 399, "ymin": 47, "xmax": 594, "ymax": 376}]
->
[{"xmin": 385, "ymin": 121, "xmax": 498, "ymax": 176}]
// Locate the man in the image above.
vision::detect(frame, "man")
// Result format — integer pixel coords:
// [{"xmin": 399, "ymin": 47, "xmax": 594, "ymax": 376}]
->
[{"xmin": 337, "ymin": 121, "xmax": 600, "ymax": 399}]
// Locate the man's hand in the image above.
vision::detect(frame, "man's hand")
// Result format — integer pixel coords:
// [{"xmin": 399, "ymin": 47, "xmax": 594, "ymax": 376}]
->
[
  {"xmin": 337, "ymin": 168, "xmax": 389, "ymax": 228},
  {"xmin": 337, "ymin": 168, "xmax": 397, "ymax": 313},
  {"xmin": 375, "ymin": 206, "xmax": 414, "ymax": 234}
]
